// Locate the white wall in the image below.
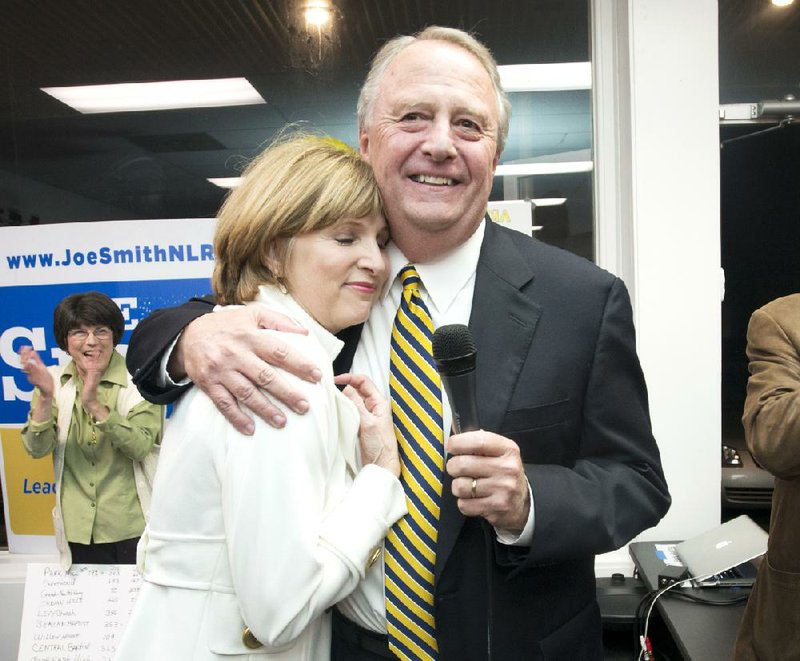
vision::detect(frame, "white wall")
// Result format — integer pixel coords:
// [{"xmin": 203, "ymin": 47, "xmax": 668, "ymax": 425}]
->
[{"xmin": 593, "ymin": 0, "xmax": 721, "ymax": 574}]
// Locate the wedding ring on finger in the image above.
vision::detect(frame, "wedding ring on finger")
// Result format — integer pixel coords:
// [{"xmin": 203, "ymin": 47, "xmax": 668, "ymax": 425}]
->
[{"xmin": 471, "ymin": 477, "xmax": 478, "ymax": 499}]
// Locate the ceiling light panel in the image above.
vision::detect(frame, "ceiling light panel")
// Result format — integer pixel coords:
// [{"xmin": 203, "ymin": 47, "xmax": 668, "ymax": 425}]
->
[
  {"xmin": 495, "ymin": 161, "xmax": 594, "ymax": 176},
  {"xmin": 498, "ymin": 62, "xmax": 592, "ymax": 92},
  {"xmin": 41, "ymin": 78, "xmax": 266, "ymax": 114}
]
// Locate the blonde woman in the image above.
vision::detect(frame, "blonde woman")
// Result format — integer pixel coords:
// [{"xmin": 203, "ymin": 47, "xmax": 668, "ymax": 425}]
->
[{"xmin": 115, "ymin": 136, "xmax": 405, "ymax": 660}]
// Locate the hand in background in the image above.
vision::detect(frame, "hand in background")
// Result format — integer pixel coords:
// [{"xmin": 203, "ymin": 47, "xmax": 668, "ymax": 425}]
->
[
  {"xmin": 20, "ymin": 346, "xmax": 55, "ymax": 424},
  {"xmin": 20, "ymin": 346, "xmax": 54, "ymax": 397},
  {"xmin": 80, "ymin": 363, "xmax": 110, "ymax": 422}
]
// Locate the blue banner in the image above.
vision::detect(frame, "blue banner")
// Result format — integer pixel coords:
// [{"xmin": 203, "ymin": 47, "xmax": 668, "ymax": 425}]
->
[{"xmin": 0, "ymin": 218, "xmax": 216, "ymax": 553}]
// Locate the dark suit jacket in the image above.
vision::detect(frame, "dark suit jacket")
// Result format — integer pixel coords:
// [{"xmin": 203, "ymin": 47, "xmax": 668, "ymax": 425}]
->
[{"xmin": 127, "ymin": 219, "xmax": 670, "ymax": 660}]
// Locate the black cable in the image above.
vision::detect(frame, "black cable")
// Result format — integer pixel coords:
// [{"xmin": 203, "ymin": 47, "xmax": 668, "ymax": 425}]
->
[
  {"xmin": 634, "ymin": 589, "xmax": 660, "ymax": 656},
  {"xmin": 664, "ymin": 590, "xmax": 750, "ymax": 606},
  {"xmin": 482, "ymin": 521, "xmax": 494, "ymax": 661},
  {"xmin": 634, "ymin": 580, "xmax": 751, "ymax": 658},
  {"xmin": 720, "ymin": 117, "xmax": 794, "ymax": 149}
]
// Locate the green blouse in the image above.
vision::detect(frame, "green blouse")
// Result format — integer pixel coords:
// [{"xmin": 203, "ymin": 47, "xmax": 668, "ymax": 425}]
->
[{"xmin": 21, "ymin": 351, "xmax": 162, "ymax": 544}]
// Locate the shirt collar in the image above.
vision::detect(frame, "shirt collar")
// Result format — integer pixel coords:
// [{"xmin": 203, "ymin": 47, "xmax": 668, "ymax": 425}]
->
[
  {"xmin": 384, "ymin": 219, "xmax": 486, "ymax": 314},
  {"xmin": 62, "ymin": 349, "xmax": 128, "ymax": 386},
  {"xmin": 253, "ymin": 285, "xmax": 345, "ymax": 363}
]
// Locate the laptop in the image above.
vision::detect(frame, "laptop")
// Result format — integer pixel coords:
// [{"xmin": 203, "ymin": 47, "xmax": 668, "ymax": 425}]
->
[{"xmin": 675, "ymin": 515, "xmax": 768, "ymax": 588}]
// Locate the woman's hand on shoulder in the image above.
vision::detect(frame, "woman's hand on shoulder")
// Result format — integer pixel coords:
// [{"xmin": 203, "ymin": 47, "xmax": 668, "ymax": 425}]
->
[{"xmin": 336, "ymin": 373, "xmax": 400, "ymax": 478}]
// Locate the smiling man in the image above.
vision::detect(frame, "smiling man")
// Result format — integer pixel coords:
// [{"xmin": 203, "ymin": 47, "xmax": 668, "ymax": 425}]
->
[
  {"xmin": 126, "ymin": 26, "xmax": 670, "ymax": 661},
  {"xmin": 357, "ymin": 37, "xmax": 501, "ymax": 263}
]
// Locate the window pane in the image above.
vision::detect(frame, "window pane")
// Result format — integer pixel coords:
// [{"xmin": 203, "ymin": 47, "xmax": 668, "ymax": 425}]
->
[{"xmin": 1, "ymin": 0, "xmax": 592, "ymax": 260}]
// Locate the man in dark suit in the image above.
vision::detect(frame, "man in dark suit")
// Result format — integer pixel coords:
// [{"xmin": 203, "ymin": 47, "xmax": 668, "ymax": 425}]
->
[{"xmin": 127, "ymin": 26, "xmax": 670, "ymax": 660}]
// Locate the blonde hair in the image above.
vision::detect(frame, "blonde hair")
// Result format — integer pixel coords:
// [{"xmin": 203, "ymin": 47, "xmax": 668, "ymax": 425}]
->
[
  {"xmin": 357, "ymin": 26, "xmax": 511, "ymax": 154},
  {"xmin": 212, "ymin": 134, "xmax": 383, "ymax": 304}
]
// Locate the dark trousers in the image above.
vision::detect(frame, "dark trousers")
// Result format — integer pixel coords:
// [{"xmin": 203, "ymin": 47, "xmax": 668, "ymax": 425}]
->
[
  {"xmin": 68, "ymin": 536, "xmax": 139, "ymax": 564},
  {"xmin": 331, "ymin": 609, "xmax": 395, "ymax": 660}
]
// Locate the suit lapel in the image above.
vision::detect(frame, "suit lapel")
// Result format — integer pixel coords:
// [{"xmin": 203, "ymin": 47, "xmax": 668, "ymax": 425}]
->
[
  {"xmin": 333, "ymin": 323, "xmax": 363, "ymax": 376},
  {"xmin": 435, "ymin": 219, "xmax": 543, "ymax": 580},
  {"xmin": 471, "ymin": 221, "xmax": 542, "ymax": 431}
]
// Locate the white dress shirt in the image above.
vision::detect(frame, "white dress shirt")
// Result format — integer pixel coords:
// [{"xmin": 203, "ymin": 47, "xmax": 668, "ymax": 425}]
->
[{"xmin": 341, "ymin": 220, "xmax": 535, "ymax": 634}]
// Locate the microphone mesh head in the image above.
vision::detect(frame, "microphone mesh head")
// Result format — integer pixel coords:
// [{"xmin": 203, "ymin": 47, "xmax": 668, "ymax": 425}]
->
[{"xmin": 432, "ymin": 324, "xmax": 476, "ymax": 362}]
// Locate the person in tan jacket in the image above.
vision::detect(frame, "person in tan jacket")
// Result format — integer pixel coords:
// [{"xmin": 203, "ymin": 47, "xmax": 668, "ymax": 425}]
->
[{"xmin": 734, "ymin": 293, "xmax": 800, "ymax": 660}]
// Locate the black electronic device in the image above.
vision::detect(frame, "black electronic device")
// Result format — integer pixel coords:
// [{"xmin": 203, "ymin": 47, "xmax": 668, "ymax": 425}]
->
[
  {"xmin": 432, "ymin": 324, "xmax": 480, "ymax": 433},
  {"xmin": 596, "ymin": 574, "xmax": 650, "ymax": 627},
  {"xmin": 658, "ymin": 565, "xmax": 690, "ymax": 589}
]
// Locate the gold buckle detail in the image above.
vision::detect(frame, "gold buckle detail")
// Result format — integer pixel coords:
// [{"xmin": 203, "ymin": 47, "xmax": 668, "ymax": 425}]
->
[{"xmin": 242, "ymin": 627, "xmax": 263, "ymax": 649}]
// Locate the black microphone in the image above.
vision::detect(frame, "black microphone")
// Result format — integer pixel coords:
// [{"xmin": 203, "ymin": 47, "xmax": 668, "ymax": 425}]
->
[
  {"xmin": 432, "ymin": 324, "xmax": 480, "ymax": 433},
  {"xmin": 433, "ymin": 324, "xmax": 493, "ymax": 661}
]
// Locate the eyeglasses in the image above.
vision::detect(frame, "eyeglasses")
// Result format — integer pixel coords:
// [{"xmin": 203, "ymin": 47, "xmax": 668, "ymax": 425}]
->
[{"xmin": 68, "ymin": 327, "xmax": 113, "ymax": 341}]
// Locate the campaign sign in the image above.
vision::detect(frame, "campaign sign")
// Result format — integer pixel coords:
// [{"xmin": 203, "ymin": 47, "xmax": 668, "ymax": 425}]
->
[{"xmin": 0, "ymin": 219, "xmax": 215, "ymax": 553}]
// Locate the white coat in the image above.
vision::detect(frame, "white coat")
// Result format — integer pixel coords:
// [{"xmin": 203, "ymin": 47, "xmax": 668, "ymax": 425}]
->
[{"xmin": 115, "ymin": 287, "xmax": 406, "ymax": 660}]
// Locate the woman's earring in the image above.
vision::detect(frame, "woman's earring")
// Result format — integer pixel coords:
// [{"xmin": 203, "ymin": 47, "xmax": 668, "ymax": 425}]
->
[{"xmin": 276, "ymin": 277, "xmax": 288, "ymax": 295}]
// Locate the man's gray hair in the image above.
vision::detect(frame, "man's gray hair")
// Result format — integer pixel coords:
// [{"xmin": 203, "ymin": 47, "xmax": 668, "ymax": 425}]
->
[{"xmin": 356, "ymin": 26, "xmax": 512, "ymax": 154}]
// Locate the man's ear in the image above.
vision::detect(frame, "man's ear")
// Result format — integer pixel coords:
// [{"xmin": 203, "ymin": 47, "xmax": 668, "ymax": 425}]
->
[{"xmin": 359, "ymin": 130, "xmax": 370, "ymax": 162}]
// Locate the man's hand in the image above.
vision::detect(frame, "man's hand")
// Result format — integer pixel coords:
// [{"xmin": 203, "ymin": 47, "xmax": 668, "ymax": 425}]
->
[
  {"xmin": 172, "ymin": 305, "xmax": 322, "ymax": 435},
  {"xmin": 446, "ymin": 430, "xmax": 530, "ymax": 533}
]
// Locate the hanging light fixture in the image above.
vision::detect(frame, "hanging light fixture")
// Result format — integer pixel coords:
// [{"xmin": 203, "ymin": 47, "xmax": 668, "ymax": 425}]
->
[{"xmin": 304, "ymin": 1, "xmax": 333, "ymax": 29}]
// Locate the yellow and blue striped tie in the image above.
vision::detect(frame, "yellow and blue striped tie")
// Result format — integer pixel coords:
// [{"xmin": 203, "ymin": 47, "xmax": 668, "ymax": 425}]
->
[{"xmin": 386, "ymin": 264, "xmax": 443, "ymax": 661}]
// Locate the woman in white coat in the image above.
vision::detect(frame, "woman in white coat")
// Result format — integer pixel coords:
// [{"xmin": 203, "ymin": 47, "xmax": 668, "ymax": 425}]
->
[{"xmin": 115, "ymin": 135, "xmax": 406, "ymax": 660}]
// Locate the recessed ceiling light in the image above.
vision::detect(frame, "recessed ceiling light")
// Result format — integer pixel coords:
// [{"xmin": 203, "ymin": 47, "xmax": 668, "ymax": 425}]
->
[
  {"xmin": 495, "ymin": 161, "xmax": 594, "ymax": 176},
  {"xmin": 498, "ymin": 62, "xmax": 592, "ymax": 92},
  {"xmin": 207, "ymin": 177, "xmax": 242, "ymax": 189},
  {"xmin": 531, "ymin": 198, "xmax": 567, "ymax": 207},
  {"xmin": 771, "ymin": 0, "xmax": 794, "ymax": 7},
  {"xmin": 41, "ymin": 78, "xmax": 266, "ymax": 114}
]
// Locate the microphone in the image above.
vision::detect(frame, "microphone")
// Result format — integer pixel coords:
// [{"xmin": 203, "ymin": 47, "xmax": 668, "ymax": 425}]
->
[
  {"xmin": 433, "ymin": 324, "xmax": 493, "ymax": 661},
  {"xmin": 432, "ymin": 324, "xmax": 480, "ymax": 433}
]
